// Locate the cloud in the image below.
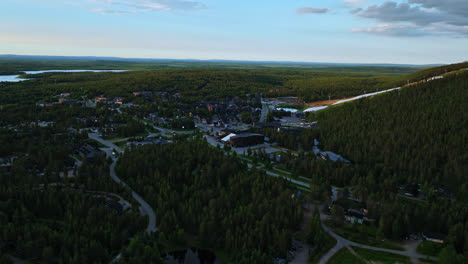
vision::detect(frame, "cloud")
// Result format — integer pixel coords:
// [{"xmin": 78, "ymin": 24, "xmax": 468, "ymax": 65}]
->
[
  {"xmin": 92, "ymin": 8, "xmax": 137, "ymax": 14},
  {"xmin": 89, "ymin": 0, "xmax": 206, "ymax": 14},
  {"xmin": 359, "ymin": 2, "xmax": 442, "ymax": 26},
  {"xmin": 409, "ymin": 0, "xmax": 468, "ymax": 19},
  {"xmin": 297, "ymin": 7, "xmax": 329, "ymax": 15},
  {"xmin": 350, "ymin": 8, "xmax": 362, "ymax": 14},
  {"xmin": 352, "ymin": 1, "xmax": 468, "ymax": 37},
  {"xmin": 351, "ymin": 24, "xmax": 426, "ymax": 36},
  {"xmin": 344, "ymin": 0, "xmax": 366, "ymax": 5}
]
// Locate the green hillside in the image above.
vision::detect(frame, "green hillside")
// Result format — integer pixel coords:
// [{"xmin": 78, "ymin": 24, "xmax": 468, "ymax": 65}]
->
[{"xmin": 315, "ymin": 70, "xmax": 467, "ymax": 195}]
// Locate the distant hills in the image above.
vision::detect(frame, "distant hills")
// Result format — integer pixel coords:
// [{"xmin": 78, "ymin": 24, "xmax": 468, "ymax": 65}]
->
[{"xmin": 0, "ymin": 54, "xmax": 441, "ymax": 68}]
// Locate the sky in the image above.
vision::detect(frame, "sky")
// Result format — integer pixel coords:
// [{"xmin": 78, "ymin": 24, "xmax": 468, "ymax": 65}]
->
[{"xmin": 0, "ymin": 0, "xmax": 467, "ymax": 64}]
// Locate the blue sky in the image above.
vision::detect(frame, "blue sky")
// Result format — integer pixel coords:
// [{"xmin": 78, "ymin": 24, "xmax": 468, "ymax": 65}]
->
[{"xmin": 0, "ymin": 0, "xmax": 467, "ymax": 64}]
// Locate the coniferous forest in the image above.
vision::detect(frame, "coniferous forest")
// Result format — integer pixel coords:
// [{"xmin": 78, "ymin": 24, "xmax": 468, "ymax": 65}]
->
[
  {"xmin": 116, "ymin": 140, "xmax": 303, "ymax": 263},
  {"xmin": 0, "ymin": 59, "xmax": 467, "ymax": 263}
]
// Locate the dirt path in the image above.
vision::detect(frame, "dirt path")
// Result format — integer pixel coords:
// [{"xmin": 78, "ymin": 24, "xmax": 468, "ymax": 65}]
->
[{"xmin": 289, "ymin": 203, "xmax": 315, "ymax": 264}]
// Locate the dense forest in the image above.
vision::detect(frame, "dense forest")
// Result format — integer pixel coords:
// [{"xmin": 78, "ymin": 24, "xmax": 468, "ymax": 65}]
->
[
  {"xmin": 314, "ymin": 70, "xmax": 467, "ymax": 197},
  {"xmin": 1, "ymin": 61, "xmax": 465, "ymax": 108},
  {"xmin": 304, "ymin": 70, "xmax": 468, "ymax": 257},
  {"xmin": 0, "ymin": 149, "xmax": 146, "ymax": 263},
  {"xmin": 0, "ymin": 56, "xmax": 422, "ymax": 75},
  {"xmin": 116, "ymin": 140, "xmax": 303, "ymax": 263},
  {"xmin": 0, "ymin": 66, "xmax": 430, "ymax": 106},
  {"xmin": 1, "ymin": 60, "xmax": 467, "ymax": 263}
]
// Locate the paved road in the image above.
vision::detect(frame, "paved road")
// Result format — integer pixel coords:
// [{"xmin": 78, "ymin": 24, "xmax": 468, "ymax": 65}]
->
[
  {"xmin": 109, "ymin": 159, "xmax": 157, "ymax": 233},
  {"xmin": 260, "ymin": 99, "xmax": 270, "ymax": 122},
  {"xmin": 89, "ymin": 133, "xmax": 157, "ymax": 234},
  {"xmin": 317, "ymin": 214, "xmax": 437, "ymax": 264},
  {"xmin": 230, "ymin": 150, "xmax": 311, "ymax": 189},
  {"xmin": 145, "ymin": 122, "xmax": 194, "ymax": 137},
  {"xmin": 265, "ymin": 168, "xmax": 310, "ymax": 188},
  {"xmin": 89, "ymin": 133, "xmax": 124, "ymax": 153}
]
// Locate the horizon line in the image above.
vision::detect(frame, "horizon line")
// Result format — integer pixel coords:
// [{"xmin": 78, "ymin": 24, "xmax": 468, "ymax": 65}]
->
[{"xmin": 0, "ymin": 54, "xmax": 444, "ymax": 67}]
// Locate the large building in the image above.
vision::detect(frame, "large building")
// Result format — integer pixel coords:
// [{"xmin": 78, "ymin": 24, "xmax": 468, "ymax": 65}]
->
[{"xmin": 229, "ymin": 133, "xmax": 264, "ymax": 147}]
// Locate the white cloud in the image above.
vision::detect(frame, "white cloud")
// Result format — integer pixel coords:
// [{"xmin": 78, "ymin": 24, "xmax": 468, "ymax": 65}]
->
[
  {"xmin": 297, "ymin": 7, "xmax": 329, "ymax": 15},
  {"xmin": 351, "ymin": 24, "xmax": 426, "ymax": 36},
  {"xmin": 344, "ymin": 0, "xmax": 366, "ymax": 5},
  {"xmin": 352, "ymin": 1, "xmax": 468, "ymax": 37},
  {"xmin": 89, "ymin": 0, "xmax": 205, "ymax": 14}
]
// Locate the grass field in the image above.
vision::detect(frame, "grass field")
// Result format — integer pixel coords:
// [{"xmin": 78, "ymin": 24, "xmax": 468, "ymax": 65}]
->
[
  {"xmin": 326, "ymin": 221, "xmax": 404, "ymax": 251},
  {"xmin": 327, "ymin": 248, "xmax": 364, "ymax": 264},
  {"xmin": 417, "ymin": 240, "xmax": 444, "ymax": 257},
  {"xmin": 353, "ymin": 247, "xmax": 411, "ymax": 264}
]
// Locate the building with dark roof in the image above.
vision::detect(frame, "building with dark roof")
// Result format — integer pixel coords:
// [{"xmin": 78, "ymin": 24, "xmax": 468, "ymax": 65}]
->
[{"xmin": 229, "ymin": 133, "xmax": 264, "ymax": 147}]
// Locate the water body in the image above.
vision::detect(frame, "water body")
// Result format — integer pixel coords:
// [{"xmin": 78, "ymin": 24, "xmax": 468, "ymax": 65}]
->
[
  {"xmin": 0, "ymin": 75, "xmax": 29, "ymax": 82},
  {"xmin": 276, "ymin": 107, "xmax": 298, "ymax": 113},
  {"xmin": 165, "ymin": 248, "xmax": 221, "ymax": 264},
  {"xmin": 0, "ymin": 69, "xmax": 127, "ymax": 82}
]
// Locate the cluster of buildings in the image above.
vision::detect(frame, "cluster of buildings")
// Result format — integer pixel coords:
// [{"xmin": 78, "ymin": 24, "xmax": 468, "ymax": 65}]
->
[
  {"xmin": 95, "ymin": 96, "xmax": 125, "ymax": 105},
  {"xmin": 196, "ymin": 100, "xmax": 261, "ymax": 126}
]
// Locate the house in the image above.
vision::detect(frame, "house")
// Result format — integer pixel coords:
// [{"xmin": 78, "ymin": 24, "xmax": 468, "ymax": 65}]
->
[
  {"xmin": 423, "ymin": 232, "xmax": 446, "ymax": 244},
  {"xmin": 219, "ymin": 129, "xmax": 234, "ymax": 137},
  {"xmin": 132, "ymin": 91, "xmax": 152, "ymax": 96},
  {"xmin": 114, "ymin": 97, "xmax": 124, "ymax": 104},
  {"xmin": 95, "ymin": 96, "xmax": 107, "ymax": 102},
  {"xmin": 75, "ymin": 143, "xmax": 102, "ymax": 159},
  {"xmin": 344, "ymin": 209, "xmax": 365, "ymax": 224},
  {"xmin": 229, "ymin": 133, "xmax": 264, "ymax": 147},
  {"xmin": 269, "ymin": 86, "xmax": 284, "ymax": 93},
  {"xmin": 221, "ymin": 133, "xmax": 237, "ymax": 143},
  {"xmin": 58, "ymin": 98, "xmax": 77, "ymax": 104}
]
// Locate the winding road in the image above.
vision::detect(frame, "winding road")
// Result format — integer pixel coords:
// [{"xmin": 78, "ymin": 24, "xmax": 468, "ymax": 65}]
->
[{"xmin": 88, "ymin": 133, "xmax": 157, "ymax": 234}]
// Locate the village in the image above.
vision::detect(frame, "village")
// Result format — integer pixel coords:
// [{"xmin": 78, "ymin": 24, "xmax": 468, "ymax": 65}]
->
[{"xmin": 0, "ymin": 84, "xmax": 451, "ymax": 264}]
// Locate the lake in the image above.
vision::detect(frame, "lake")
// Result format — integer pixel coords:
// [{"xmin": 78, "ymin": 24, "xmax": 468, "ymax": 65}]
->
[
  {"xmin": 0, "ymin": 70, "xmax": 127, "ymax": 82},
  {"xmin": 276, "ymin": 107, "xmax": 298, "ymax": 113}
]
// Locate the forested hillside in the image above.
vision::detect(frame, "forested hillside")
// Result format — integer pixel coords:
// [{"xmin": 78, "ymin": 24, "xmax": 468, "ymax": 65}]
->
[
  {"xmin": 314, "ymin": 70, "xmax": 467, "ymax": 196},
  {"xmin": 116, "ymin": 140, "xmax": 303, "ymax": 263},
  {"xmin": 301, "ymin": 70, "xmax": 468, "ymax": 257}
]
